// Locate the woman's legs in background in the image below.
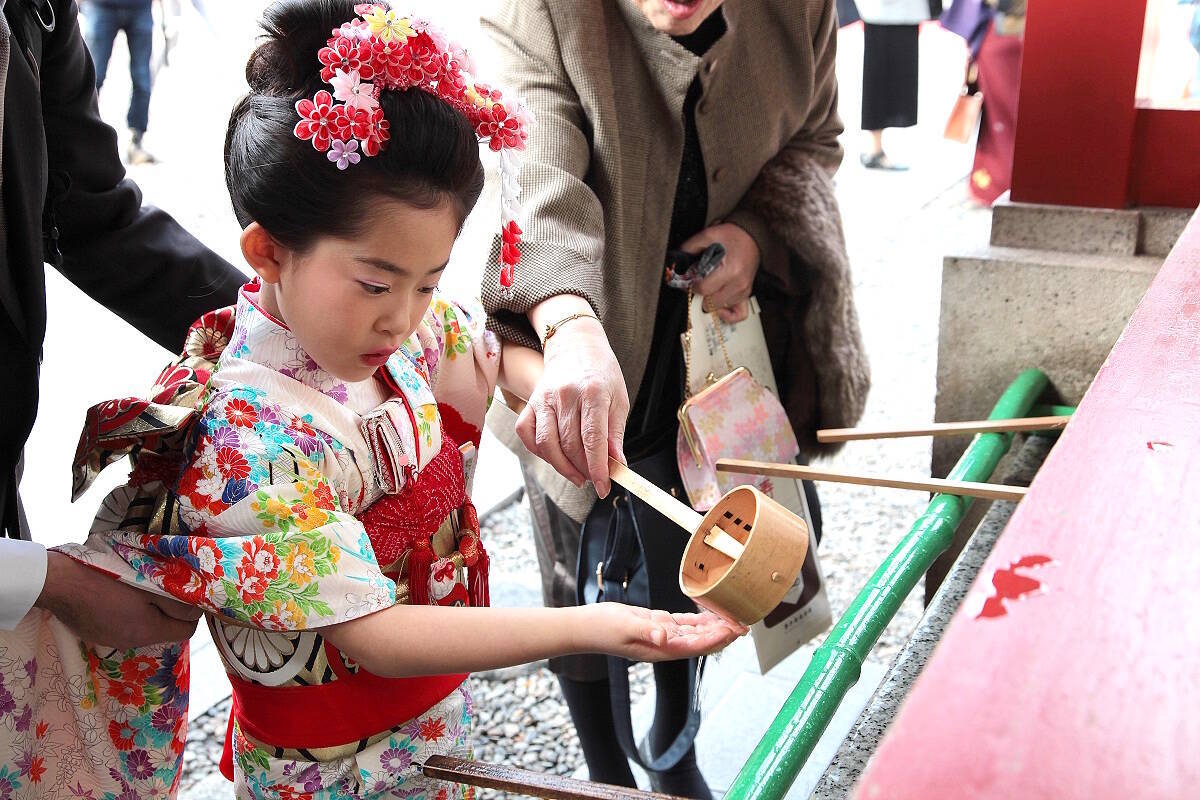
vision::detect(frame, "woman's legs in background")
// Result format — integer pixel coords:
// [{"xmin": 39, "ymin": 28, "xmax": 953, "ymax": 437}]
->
[
  {"xmin": 124, "ymin": 7, "xmax": 154, "ymax": 139},
  {"xmin": 524, "ymin": 469, "xmax": 639, "ymax": 786},
  {"xmin": 647, "ymin": 658, "xmax": 711, "ymax": 799},
  {"xmin": 556, "ymin": 676, "xmax": 639, "ymax": 787},
  {"xmin": 83, "ymin": 4, "xmax": 122, "ymax": 91},
  {"xmin": 860, "ymin": 22, "xmax": 919, "ymax": 170}
]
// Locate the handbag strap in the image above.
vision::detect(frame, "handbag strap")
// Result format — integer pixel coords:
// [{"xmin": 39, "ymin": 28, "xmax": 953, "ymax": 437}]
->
[
  {"xmin": 607, "ymin": 655, "xmax": 701, "ymax": 773},
  {"xmin": 601, "ymin": 496, "xmax": 702, "ymax": 773},
  {"xmin": 682, "ymin": 289, "xmax": 735, "ymax": 398}
]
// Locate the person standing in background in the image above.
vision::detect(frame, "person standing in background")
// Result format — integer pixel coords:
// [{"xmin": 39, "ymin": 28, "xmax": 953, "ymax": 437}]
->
[
  {"xmin": 968, "ymin": 0, "xmax": 1025, "ymax": 205},
  {"xmin": 481, "ymin": 1, "xmax": 870, "ymax": 795},
  {"xmin": 855, "ymin": 0, "xmax": 941, "ymax": 169},
  {"xmin": 82, "ymin": 0, "xmax": 157, "ymax": 163}
]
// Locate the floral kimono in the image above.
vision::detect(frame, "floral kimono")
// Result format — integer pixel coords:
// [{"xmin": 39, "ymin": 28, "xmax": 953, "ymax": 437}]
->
[{"xmin": 0, "ymin": 283, "xmax": 500, "ymax": 799}]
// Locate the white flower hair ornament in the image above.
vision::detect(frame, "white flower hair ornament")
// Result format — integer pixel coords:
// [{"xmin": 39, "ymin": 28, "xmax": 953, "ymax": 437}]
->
[{"xmin": 293, "ymin": 3, "xmax": 533, "ymax": 294}]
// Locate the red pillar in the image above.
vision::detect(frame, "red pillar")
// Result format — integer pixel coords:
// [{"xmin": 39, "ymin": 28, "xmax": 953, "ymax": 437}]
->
[{"xmin": 1010, "ymin": 0, "xmax": 1149, "ymax": 208}]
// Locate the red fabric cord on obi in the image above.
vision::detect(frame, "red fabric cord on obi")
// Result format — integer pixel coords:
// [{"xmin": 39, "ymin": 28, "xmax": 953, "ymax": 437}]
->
[
  {"xmin": 359, "ymin": 432, "xmax": 492, "ymax": 608},
  {"xmin": 359, "ymin": 433, "xmax": 465, "ymax": 565}
]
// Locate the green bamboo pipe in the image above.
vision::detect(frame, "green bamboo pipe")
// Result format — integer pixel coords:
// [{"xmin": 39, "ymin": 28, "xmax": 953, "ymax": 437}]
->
[
  {"xmin": 723, "ymin": 369, "xmax": 1050, "ymax": 800},
  {"xmin": 1028, "ymin": 403, "xmax": 1076, "ymax": 419}
]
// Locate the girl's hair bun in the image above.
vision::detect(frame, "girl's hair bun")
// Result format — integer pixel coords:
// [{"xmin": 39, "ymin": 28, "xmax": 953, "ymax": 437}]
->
[{"xmin": 245, "ymin": 0, "xmax": 359, "ymax": 97}]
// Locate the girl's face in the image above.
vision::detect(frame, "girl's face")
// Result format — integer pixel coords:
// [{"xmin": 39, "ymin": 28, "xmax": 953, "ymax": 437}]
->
[
  {"xmin": 633, "ymin": 0, "xmax": 726, "ymax": 35},
  {"xmin": 242, "ymin": 197, "xmax": 460, "ymax": 384}
]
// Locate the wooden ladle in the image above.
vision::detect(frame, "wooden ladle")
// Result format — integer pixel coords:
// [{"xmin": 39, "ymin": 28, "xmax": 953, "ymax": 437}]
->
[
  {"xmin": 497, "ymin": 387, "xmax": 810, "ymax": 625},
  {"xmin": 577, "ymin": 455, "xmax": 809, "ymax": 626}
]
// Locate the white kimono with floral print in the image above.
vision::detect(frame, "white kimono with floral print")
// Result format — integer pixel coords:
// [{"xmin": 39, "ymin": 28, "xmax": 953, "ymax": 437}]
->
[{"xmin": 0, "ymin": 284, "xmax": 499, "ymax": 800}]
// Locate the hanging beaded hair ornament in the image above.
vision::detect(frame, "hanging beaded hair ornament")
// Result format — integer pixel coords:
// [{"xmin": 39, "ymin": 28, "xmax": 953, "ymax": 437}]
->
[{"xmin": 293, "ymin": 3, "xmax": 532, "ymax": 295}]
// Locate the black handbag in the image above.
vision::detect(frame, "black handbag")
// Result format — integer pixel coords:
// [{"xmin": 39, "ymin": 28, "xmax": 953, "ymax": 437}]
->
[{"xmin": 575, "ymin": 446, "xmax": 704, "ymax": 773}]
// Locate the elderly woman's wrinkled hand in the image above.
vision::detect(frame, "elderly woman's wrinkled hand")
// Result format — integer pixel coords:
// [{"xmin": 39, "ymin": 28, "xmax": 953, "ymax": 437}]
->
[
  {"xmin": 515, "ymin": 318, "xmax": 630, "ymax": 498},
  {"xmin": 687, "ymin": 222, "xmax": 761, "ymax": 323}
]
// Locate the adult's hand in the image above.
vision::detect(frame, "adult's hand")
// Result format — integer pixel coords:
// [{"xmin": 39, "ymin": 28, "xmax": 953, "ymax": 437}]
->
[
  {"xmin": 685, "ymin": 222, "xmax": 761, "ymax": 323},
  {"xmin": 36, "ymin": 552, "xmax": 202, "ymax": 649},
  {"xmin": 517, "ymin": 298, "xmax": 629, "ymax": 498}
]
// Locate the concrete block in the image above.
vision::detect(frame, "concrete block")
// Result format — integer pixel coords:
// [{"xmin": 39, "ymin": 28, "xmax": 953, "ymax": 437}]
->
[
  {"xmin": 926, "ymin": 241, "xmax": 1159, "ymax": 601},
  {"xmin": 1139, "ymin": 206, "xmax": 1194, "ymax": 258},
  {"xmin": 932, "ymin": 245, "xmax": 1159, "ymax": 480},
  {"xmin": 990, "ymin": 197, "xmax": 1141, "ymax": 256}
]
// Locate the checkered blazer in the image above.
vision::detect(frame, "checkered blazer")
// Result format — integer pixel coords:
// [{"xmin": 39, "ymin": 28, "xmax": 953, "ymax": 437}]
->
[{"xmin": 481, "ymin": 0, "xmax": 868, "ymax": 520}]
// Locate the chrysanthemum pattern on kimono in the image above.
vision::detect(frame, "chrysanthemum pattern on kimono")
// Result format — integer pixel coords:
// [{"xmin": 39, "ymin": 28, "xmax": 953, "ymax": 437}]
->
[{"xmin": 0, "ymin": 282, "xmax": 499, "ymax": 800}]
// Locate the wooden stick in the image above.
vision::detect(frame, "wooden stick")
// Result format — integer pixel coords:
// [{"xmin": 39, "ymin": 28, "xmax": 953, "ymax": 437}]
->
[
  {"xmin": 498, "ymin": 391, "xmax": 704, "ymax": 534},
  {"xmin": 716, "ymin": 459, "xmax": 1028, "ymax": 502},
  {"xmin": 816, "ymin": 415, "xmax": 1070, "ymax": 443},
  {"xmin": 422, "ymin": 755, "xmax": 688, "ymax": 800},
  {"xmin": 607, "ymin": 459, "xmax": 704, "ymax": 533},
  {"xmin": 702, "ymin": 526, "xmax": 746, "ymax": 559}
]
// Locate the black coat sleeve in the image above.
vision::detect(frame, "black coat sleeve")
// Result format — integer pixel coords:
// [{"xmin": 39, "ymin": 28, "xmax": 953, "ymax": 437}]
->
[{"xmin": 39, "ymin": 0, "xmax": 244, "ymax": 351}]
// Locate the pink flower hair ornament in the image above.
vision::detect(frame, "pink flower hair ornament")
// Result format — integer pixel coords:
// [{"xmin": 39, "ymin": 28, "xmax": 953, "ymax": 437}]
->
[{"xmin": 294, "ymin": 3, "xmax": 533, "ymax": 294}]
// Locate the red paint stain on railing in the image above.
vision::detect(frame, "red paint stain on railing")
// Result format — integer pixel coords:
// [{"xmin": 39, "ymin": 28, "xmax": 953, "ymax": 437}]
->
[{"xmin": 976, "ymin": 555, "xmax": 1053, "ymax": 619}]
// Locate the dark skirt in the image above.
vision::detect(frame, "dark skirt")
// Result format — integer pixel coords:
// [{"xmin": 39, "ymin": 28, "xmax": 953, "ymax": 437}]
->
[{"xmin": 862, "ymin": 22, "xmax": 919, "ymax": 131}]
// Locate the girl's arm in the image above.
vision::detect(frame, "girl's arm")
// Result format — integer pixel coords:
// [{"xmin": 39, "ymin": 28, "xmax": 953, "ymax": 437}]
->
[
  {"xmin": 496, "ymin": 341, "xmax": 544, "ymax": 406},
  {"xmin": 321, "ymin": 602, "xmax": 745, "ymax": 678},
  {"xmin": 323, "ymin": 341, "xmax": 743, "ymax": 678}
]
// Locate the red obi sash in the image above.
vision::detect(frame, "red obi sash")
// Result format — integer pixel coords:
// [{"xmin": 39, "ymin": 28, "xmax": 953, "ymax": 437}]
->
[
  {"xmin": 227, "ymin": 654, "xmax": 467, "ymax": 749},
  {"xmin": 220, "ymin": 652, "xmax": 466, "ymax": 778},
  {"xmin": 220, "ymin": 437, "xmax": 490, "ymax": 779},
  {"xmin": 360, "ymin": 433, "xmax": 490, "ymax": 608}
]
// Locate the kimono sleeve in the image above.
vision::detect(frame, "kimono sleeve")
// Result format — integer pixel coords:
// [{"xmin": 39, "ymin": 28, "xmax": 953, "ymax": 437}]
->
[
  {"xmin": 414, "ymin": 292, "xmax": 500, "ymax": 446},
  {"xmin": 69, "ymin": 385, "xmax": 396, "ymax": 631}
]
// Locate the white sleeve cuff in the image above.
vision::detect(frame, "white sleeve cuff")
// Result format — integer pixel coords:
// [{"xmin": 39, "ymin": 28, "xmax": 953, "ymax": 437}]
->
[{"xmin": 0, "ymin": 539, "xmax": 48, "ymax": 630}]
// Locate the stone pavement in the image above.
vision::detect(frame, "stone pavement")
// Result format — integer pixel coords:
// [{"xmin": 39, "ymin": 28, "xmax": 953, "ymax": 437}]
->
[{"xmin": 22, "ymin": 6, "xmax": 995, "ymax": 797}]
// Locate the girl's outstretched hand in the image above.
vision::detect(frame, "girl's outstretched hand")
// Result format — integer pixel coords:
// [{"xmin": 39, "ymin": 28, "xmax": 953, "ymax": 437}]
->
[{"xmin": 590, "ymin": 604, "xmax": 748, "ymax": 662}]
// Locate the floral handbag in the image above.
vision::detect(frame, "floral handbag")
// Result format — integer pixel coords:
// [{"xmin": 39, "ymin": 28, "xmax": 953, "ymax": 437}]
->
[
  {"xmin": 675, "ymin": 293, "xmax": 800, "ymax": 510},
  {"xmin": 674, "ymin": 292, "xmax": 832, "ymax": 673}
]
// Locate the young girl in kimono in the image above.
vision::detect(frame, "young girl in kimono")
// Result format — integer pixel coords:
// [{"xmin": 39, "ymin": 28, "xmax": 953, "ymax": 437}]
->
[{"xmin": 0, "ymin": 1, "xmax": 743, "ymax": 798}]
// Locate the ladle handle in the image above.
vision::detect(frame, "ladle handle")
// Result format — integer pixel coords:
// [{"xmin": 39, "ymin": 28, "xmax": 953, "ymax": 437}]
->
[
  {"xmin": 716, "ymin": 459, "xmax": 1028, "ymax": 502},
  {"xmin": 498, "ymin": 388, "xmax": 704, "ymax": 534},
  {"xmin": 608, "ymin": 458, "xmax": 703, "ymax": 533},
  {"xmin": 816, "ymin": 415, "xmax": 1070, "ymax": 443}
]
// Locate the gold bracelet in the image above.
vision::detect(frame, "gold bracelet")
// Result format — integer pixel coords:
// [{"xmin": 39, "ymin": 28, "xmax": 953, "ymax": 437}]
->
[{"xmin": 542, "ymin": 312, "xmax": 598, "ymax": 345}]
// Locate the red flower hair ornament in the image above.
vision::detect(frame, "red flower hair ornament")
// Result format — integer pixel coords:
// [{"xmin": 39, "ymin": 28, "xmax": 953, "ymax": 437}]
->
[{"xmin": 293, "ymin": 3, "xmax": 532, "ymax": 295}]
